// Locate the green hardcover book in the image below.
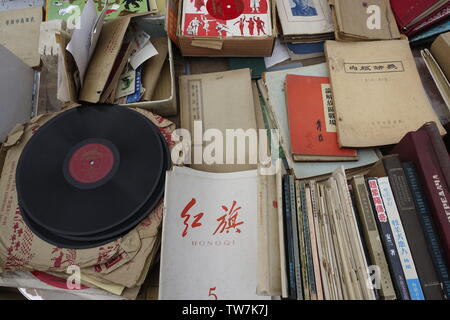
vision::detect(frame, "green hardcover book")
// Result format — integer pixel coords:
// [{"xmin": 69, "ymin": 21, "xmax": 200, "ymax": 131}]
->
[{"xmin": 46, "ymin": 0, "xmax": 149, "ymax": 22}]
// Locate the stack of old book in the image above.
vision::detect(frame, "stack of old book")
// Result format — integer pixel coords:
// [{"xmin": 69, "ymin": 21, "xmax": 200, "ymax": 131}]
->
[
  {"xmin": 275, "ymin": 125, "xmax": 450, "ymax": 300},
  {"xmin": 254, "ymin": 0, "xmax": 450, "ymax": 297},
  {"xmin": 276, "ymin": 0, "xmax": 334, "ymax": 43},
  {"xmin": 275, "ymin": 0, "xmax": 333, "ymax": 64},
  {"xmin": 329, "ymin": 0, "xmax": 401, "ymax": 42}
]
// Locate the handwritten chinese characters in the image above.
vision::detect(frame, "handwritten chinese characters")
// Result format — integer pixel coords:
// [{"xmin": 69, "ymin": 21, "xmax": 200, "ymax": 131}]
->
[
  {"xmin": 344, "ymin": 61, "xmax": 404, "ymax": 74},
  {"xmin": 4, "ymin": 16, "xmax": 35, "ymax": 26},
  {"xmin": 180, "ymin": 198, "xmax": 204, "ymax": 237},
  {"xmin": 316, "ymin": 120, "xmax": 324, "ymax": 143},
  {"xmin": 368, "ymin": 179, "xmax": 388, "ymax": 223},
  {"xmin": 213, "ymin": 201, "xmax": 244, "ymax": 235},
  {"xmin": 320, "ymin": 83, "xmax": 337, "ymax": 133},
  {"xmin": 180, "ymin": 198, "xmax": 245, "ymax": 237}
]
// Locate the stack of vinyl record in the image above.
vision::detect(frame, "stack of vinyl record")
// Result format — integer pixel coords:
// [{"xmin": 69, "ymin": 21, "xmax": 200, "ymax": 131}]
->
[{"xmin": 15, "ymin": 105, "xmax": 170, "ymax": 249}]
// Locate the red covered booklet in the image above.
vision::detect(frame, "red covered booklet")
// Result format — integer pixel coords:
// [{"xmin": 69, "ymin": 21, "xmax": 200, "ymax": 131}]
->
[{"xmin": 284, "ymin": 74, "xmax": 357, "ymax": 162}]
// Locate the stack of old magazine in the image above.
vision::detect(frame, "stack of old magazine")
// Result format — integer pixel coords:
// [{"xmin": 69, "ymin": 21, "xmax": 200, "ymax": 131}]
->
[
  {"xmin": 275, "ymin": 0, "xmax": 333, "ymax": 63},
  {"xmin": 276, "ymin": 0, "xmax": 334, "ymax": 43}
]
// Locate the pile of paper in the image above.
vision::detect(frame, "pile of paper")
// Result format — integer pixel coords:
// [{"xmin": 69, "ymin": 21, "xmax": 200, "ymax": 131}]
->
[
  {"xmin": 60, "ymin": 0, "xmax": 167, "ymax": 105},
  {"xmin": 329, "ymin": 0, "xmax": 401, "ymax": 41}
]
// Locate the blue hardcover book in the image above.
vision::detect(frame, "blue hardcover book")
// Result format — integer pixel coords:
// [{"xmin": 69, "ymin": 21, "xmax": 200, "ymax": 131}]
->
[
  {"xmin": 367, "ymin": 178, "xmax": 410, "ymax": 300},
  {"xmin": 410, "ymin": 20, "xmax": 450, "ymax": 45},
  {"xmin": 287, "ymin": 42, "xmax": 324, "ymax": 54},
  {"xmin": 126, "ymin": 66, "xmax": 142, "ymax": 103},
  {"xmin": 283, "ymin": 174, "xmax": 297, "ymax": 299},
  {"xmin": 403, "ymin": 162, "xmax": 450, "ymax": 299}
]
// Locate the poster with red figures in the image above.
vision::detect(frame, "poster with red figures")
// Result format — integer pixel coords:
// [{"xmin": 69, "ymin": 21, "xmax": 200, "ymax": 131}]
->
[{"xmin": 182, "ymin": 0, "xmax": 272, "ymax": 37}]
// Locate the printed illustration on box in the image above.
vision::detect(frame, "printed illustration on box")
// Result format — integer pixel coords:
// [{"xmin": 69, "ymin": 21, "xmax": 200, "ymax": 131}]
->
[
  {"xmin": 291, "ymin": 0, "xmax": 317, "ymax": 16},
  {"xmin": 182, "ymin": 0, "xmax": 272, "ymax": 37},
  {"xmin": 282, "ymin": 0, "xmax": 328, "ymax": 22},
  {"xmin": 46, "ymin": 0, "xmax": 149, "ymax": 21}
]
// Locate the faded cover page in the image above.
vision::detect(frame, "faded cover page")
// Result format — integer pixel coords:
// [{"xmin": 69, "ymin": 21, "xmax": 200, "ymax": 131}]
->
[
  {"xmin": 0, "ymin": 45, "xmax": 34, "ymax": 142},
  {"xmin": 179, "ymin": 69, "xmax": 258, "ymax": 173},
  {"xmin": 276, "ymin": 0, "xmax": 333, "ymax": 36},
  {"xmin": 431, "ymin": 32, "xmax": 450, "ymax": 81},
  {"xmin": 325, "ymin": 39, "xmax": 445, "ymax": 148},
  {"xmin": 0, "ymin": 6, "xmax": 42, "ymax": 67},
  {"xmin": 261, "ymin": 63, "xmax": 379, "ymax": 179},
  {"xmin": 257, "ymin": 169, "xmax": 282, "ymax": 296},
  {"xmin": 284, "ymin": 74, "xmax": 357, "ymax": 161},
  {"xmin": 141, "ymin": 37, "xmax": 169, "ymax": 101},
  {"xmin": 79, "ymin": 16, "xmax": 131, "ymax": 103},
  {"xmin": 421, "ymin": 49, "xmax": 450, "ymax": 110},
  {"xmin": 331, "ymin": 0, "xmax": 400, "ymax": 40},
  {"xmin": 159, "ymin": 166, "xmax": 269, "ymax": 300}
]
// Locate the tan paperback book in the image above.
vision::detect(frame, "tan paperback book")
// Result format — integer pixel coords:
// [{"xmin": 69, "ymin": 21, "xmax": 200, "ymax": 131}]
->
[
  {"xmin": 0, "ymin": 6, "xmax": 42, "ymax": 67},
  {"xmin": 179, "ymin": 69, "xmax": 258, "ymax": 173},
  {"xmin": 329, "ymin": 0, "xmax": 400, "ymax": 41},
  {"xmin": 325, "ymin": 39, "xmax": 446, "ymax": 147}
]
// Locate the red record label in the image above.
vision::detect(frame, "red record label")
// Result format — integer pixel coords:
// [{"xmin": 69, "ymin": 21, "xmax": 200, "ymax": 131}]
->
[
  {"xmin": 68, "ymin": 143, "xmax": 115, "ymax": 184},
  {"xmin": 206, "ymin": 0, "xmax": 244, "ymax": 20}
]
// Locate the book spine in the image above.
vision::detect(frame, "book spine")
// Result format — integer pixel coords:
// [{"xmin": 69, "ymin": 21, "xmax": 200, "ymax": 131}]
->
[
  {"xmin": 393, "ymin": 132, "xmax": 450, "ymax": 270},
  {"xmin": 367, "ymin": 178, "xmax": 410, "ymax": 300},
  {"xmin": 282, "ymin": 174, "xmax": 297, "ymax": 299},
  {"xmin": 406, "ymin": 4, "xmax": 450, "ymax": 36},
  {"xmin": 348, "ymin": 184, "xmax": 372, "ymax": 270},
  {"xmin": 309, "ymin": 181, "xmax": 325, "ymax": 300},
  {"xmin": 352, "ymin": 176, "xmax": 397, "ymax": 300},
  {"xmin": 300, "ymin": 182, "xmax": 317, "ymax": 300},
  {"xmin": 348, "ymin": 183, "xmax": 377, "ymax": 300},
  {"xmin": 305, "ymin": 184, "xmax": 324, "ymax": 300},
  {"xmin": 311, "ymin": 180, "xmax": 331, "ymax": 299},
  {"xmin": 403, "ymin": 162, "xmax": 450, "ymax": 299},
  {"xmin": 383, "ymin": 155, "xmax": 444, "ymax": 300},
  {"xmin": 423, "ymin": 121, "xmax": 450, "ymax": 191},
  {"xmin": 296, "ymin": 180, "xmax": 310, "ymax": 300},
  {"xmin": 377, "ymin": 177, "xmax": 425, "ymax": 300},
  {"xmin": 289, "ymin": 175, "xmax": 303, "ymax": 300}
]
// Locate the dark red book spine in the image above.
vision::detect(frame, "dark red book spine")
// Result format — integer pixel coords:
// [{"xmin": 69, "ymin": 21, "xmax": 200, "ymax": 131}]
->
[
  {"xmin": 406, "ymin": 4, "xmax": 450, "ymax": 36},
  {"xmin": 392, "ymin": 131, "xmax": 450, "ymax": 266},
  {"xmin": 422, "ymin": 122, "xmax": 450, "ymax": 191},
  {"xmin": 390, "ymin": 0, "xmax": 442, "ymax": 30}
]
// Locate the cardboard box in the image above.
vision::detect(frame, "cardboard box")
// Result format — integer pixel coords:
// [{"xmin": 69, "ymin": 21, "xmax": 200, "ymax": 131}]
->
[
  {"xmin": 431, "ymin": 32, "xmax": 450, "ymax": 82},
  {"xmin": 59, "ymin": 14, "xmax": 177, "ymax": 116},
  {"xmin": 128, "ymin": 15, "xmax": 177, "ymax": 117},
  {"xmin": 167, "ymin": 0, "xmax": 277, "ymax": 57}
]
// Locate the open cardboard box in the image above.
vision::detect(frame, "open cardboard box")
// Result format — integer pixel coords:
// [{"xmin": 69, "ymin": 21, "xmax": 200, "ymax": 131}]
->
[
  {"xmin": 166, "ymin": 0, "xmax": 277, "ymax": 57},
  {"xmin": 60, "ymin": 14, "xmax": 177, "ymax": 117},
  {"xmin": 125, "ymin": 15, "xmax": 177, "ymax": 117}
]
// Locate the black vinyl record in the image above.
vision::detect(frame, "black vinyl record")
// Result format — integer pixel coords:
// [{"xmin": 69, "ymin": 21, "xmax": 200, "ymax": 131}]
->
[
  {"xmin": 48, "ymin": 132, "xmax": 171, "ymax": 244},
  {"xmin": 19, "ymin": 206, "xmax": 120, "ymax": 249},
  {"xmin": 16, "ymin": 105, "xmax": 166, "ymax": 238},
  {"xmin": 18, "ymin": 130, "xmax": 171, "ymax": 249}
]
